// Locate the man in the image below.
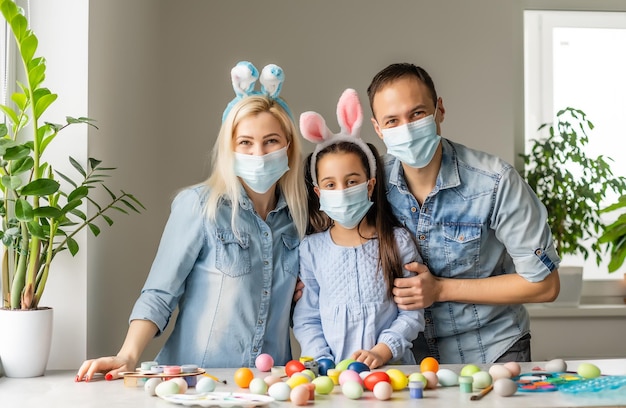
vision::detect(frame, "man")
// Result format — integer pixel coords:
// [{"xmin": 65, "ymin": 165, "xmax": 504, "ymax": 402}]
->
[{"xmin": 367, "ymin": 63, "xmax": 560, "ymax": 364}]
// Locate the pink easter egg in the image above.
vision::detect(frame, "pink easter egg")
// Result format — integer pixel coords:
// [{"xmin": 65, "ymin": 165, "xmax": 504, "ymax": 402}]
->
[{"xmin": 255, "ymin": 353, "xmax": 274, "ymax": 372}]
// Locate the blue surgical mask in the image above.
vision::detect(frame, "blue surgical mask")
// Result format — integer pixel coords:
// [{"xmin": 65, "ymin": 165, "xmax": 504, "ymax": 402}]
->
[
  {"xmin": 234, "ymin": 146, "xmax": 289, "ymax": 194},
  {"xmin": 381, "ymin": 109, "xmax": 441, "ymax": 168},
  {"xmin": 319, "ymin": 182, "xmax": 373, "ymax": 229}
]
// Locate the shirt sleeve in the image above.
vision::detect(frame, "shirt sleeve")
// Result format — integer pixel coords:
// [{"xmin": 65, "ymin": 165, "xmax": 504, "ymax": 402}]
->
[
  {"xmin": 492, "ymin": 167, "xmax": 561, "ymax": 282},
  {"xmin": 129, "ymin": 188, "xmax": 206, "ymax": 334},
  {"xmin": 292, "ymin": 237, "xmax": 334, "ymax": 361},
  {"xmin": 377, "ymin": 228, "xmax": 425, "ymax": 361}
]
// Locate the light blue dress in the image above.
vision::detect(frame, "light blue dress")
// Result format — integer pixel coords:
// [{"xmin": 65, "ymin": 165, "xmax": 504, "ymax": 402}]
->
[
  {"xmin": 293, "ymin": 227, "xmax": 425, "ymax": 364},
  {"xmin": 385, "ymin": 138, "xmax": 561, "ymax": 364},
  {"xmin": 129, "ymin": 185, "xmax": 300, "ymax": 367}
]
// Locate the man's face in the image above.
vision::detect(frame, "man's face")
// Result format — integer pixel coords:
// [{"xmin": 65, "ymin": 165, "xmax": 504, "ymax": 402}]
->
[{"xmin": 370, "ymin": 76, "xmax": 443, "ymax": 139}]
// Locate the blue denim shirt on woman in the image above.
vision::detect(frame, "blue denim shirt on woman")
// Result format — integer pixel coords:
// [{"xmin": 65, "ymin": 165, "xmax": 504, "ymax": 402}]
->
[
  {"xmin": 384, "ymin": 139, "xmax": 560, "ymax": 364},
  {"xmin": 129, "ymin": 185, "xmax": 300, "ymax": 367}
]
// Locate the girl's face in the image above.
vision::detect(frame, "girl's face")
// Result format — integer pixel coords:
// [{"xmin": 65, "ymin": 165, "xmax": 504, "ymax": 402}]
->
[
  {"xmin": 234, "ymin": 112, "xmax": 289, "ymax": 156},
  {"xmin": 315, "ymin": 151, "xmax": 375, "ymax": 194}
]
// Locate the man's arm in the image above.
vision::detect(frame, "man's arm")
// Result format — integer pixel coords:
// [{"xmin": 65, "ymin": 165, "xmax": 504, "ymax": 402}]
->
[{"xmin": 393, "ymin": 262, "xmax": 560, "ymax": 310}]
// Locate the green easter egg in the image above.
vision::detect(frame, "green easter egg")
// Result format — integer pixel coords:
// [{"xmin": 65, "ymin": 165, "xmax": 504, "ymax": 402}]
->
[{"xmin": 577, "ymin": 363, "xmax": 601, "ymax": 379}]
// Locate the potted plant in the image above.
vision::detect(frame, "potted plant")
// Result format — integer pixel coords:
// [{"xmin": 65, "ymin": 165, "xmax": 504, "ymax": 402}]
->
[
  {"xmin": 519, "ymin": 107, "xmax": 626, "ymax": 305},
  {"xmin": 598, "ymin": 194, "xmax": 626, "ymax": 273},
  {"xmin": 0, "ymin": 0, "xmax": 143, "ymax": 377}
]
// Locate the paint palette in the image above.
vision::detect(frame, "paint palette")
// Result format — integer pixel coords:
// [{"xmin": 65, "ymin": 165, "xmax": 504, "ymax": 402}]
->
[
  {"xmin": 514, "ymin": 372, "xmax": 585, "ymax": 392},
  {"xmin": 160, "ymin": 392, "xmax": 274, "ymax": 407},
  {"xmin": 559, "ymin": 375, "xmax": 626, "ymax": 394}
]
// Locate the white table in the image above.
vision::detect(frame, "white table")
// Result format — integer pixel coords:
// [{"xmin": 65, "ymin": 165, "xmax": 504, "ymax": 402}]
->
[{"xmin": 1, "ymin": 360, "xmax": 625, "ymax": 407}]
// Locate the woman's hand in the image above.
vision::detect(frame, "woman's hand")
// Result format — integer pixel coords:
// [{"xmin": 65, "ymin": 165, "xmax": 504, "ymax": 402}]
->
[{"xmin": 76, "ymin": 355, "xmax": 136, "ymax": 382}]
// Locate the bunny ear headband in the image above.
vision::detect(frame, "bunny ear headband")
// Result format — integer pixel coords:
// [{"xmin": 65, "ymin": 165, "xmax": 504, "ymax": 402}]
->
[
  {"xmin": 300, "ymin": 88, "xmax": 376, "ymax": 186},
  {"xmin": 221, "ymin": 61, "xmax": 293, "ymax": 122}
]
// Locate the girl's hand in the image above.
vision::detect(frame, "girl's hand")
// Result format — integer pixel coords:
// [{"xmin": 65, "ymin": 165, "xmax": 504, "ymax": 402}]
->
[
  {"xmin": 75, "ymin": 356, "xmax": 136, "ymax": 383},
  {"xmin": 352, "ymin": 343, "xmax": 392, "ymax": 369},
  {"xmin": 293, "ymin": 278, "xmax": 305, "ymax": 303}
]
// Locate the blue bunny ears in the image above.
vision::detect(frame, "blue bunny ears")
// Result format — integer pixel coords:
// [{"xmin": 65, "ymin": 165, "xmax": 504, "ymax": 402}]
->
[{"xmin": 222, "ymin": 61, "xmax": 293, "ymax": 122}]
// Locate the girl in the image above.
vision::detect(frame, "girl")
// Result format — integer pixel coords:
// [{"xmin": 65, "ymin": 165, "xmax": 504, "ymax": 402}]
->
[
  {"xmin": 293, "ymin": 88, "xmax": 424, "ymax": 369},
  {"xmin": 77, "ymin": 62, "xmax": 307, "ymax": 381}
]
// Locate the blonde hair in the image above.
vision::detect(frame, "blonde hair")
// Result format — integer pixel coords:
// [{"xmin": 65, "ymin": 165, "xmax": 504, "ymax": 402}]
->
[{"xmin": 204, "ymin": 95, "xmax": 307, "ymax": 238}]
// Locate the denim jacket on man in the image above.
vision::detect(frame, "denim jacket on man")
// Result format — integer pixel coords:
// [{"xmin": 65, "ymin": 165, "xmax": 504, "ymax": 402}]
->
[
  {"xmin": 384, "ymin": 138, "xmax": 560, "ymax": 364},
  {"xmin": 129, "ymin": 185, "xmax": 300, "ymax": 367}
]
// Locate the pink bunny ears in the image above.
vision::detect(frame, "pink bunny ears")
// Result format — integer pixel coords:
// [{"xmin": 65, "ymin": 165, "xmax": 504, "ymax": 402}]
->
[{"xmin": 300, "ymin": 88, "xmax": 377, "ymax": 186}]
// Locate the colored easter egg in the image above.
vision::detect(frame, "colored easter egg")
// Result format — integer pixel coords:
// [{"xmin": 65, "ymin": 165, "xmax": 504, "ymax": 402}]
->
[
  {"xmin": 436, "ymin": 368, "xmax": 459, "ymax": 386},
  {"xmin": 268, "ymin": 382, "xmax": 291, "ymax": 401},
  {"xmin": 347, "ymin": 361, "xmax": 370, "ymax": 373},
  {"xmin": 339, "ymin": 369, "xmax": 363, "ymax": 386},
  {"xmin": 285, "ymin": 360, "xmax": 306, "ymax": 377},
  {"xmin": 317, "ymin": 358, "xmax": 335, "ymax": 376},
  {"xmin": 373, "ymin": 381, "xmax": 393, "ymax": 400},
  {"xmin": 363, "ymin": 371, "xmax": 391, "ymax": 391},
  {"xmin": 408, "ymin": 372, "xmax": 428, "ymax": 388},
  {"xmin": 422, "ymin": 371, "xmax": 438, "ymax": 389},
  {"xmin": 386, "ymin": 368, "xmax": 408, "ymax": 391},
  {"xmin": 144, "ymin": 377, "xmax": 163, "ymax": 396},
  {"xmin": 503, "ymin": 361, "xmax": 521, "ymax": 377},
  {"xmin": 488, "ymin": 364, "xmax": 513, "ymax": 381},
  {"xmin": 233, "ymin": 367, "xmax": 254, "ymax": 388},
  {"xmin": 312, "ymin": 376, "xmax": 334, "ymax": 395},
  {"xmin": 263, "ymin": 375, "xmax": 282, "ymax": 386},
  {"xmin": 493, "ymin": 378, "xmax": 517, "ymax": 397},
  {"xmin": 286, "ymin": 373, "xmax": 310, "ymax": 389},
  {"xmin": 290, "ymin": 384, "xmax": 310, "ymax": 406},
  {"xmin": 460, "ymin": 364, "xmax": 481, "ymax": 377},
  {"xmin": 420, "ymin": 356, "xmax": 439, "ymax": 373},
  {"xmin": 335, "ymin": 358, "xmax": 356, "ymax": 372},
  {"xmin": 195, "ymin": 377, "xmax": 217, "ymax": 393},
  {"xmin": 255, "ymin": 353, "xmax": 274, "ymax": 372},
  {"xmin": 472, "ymin": 371, "xmax": 493, "ymax": 389},
  {"xmin": 301, "ymin": 369, "xmax": 316, "ymax": 380},
  {"xmin": 249, "ymin": 377, "xmax": 268, "ymax": 395},
  {"xmin": 545, "ymin": 358, "xmax": 568, "ymax": 373},
  {"xmin": 341, "ymin": 380, "xmax": 363, "ymax": 399},
  {"xmin": 170, "ymin": 377, "xmax": 188, "ymax": 393},
  {"xmin": 155, "ymin": 380, "xmax": 179, "ymax": 397},
  {"xmin": 577, "ymin": 362, "xmax": 601, "ymax": 379}
]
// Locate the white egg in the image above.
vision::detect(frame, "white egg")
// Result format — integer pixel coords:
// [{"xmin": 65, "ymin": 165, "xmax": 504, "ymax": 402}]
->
[
  {"xmin": 488, "ymin": 364, "xmax": 513, "ymax": 381},
  {"xmin": 155, "ymin": 380, "xmax": 179, "ymax": 397},
  {"xmin": 268, "ymin": 382, "xmax": 291, "ymax": 401},
  {"xmin": 144, "ymin": 377, "xmax": 163, "ymax": 396},
  {"xmin": 373, "ymin": 381, "xmax": 393, "ymax": 400},
  {"xmin": 195, "ymin": 377, "xmax": 217, "ymax": 393},
  {"xmin": 436, "ymin": 368, "xmax": 459, "ymax": 386},
  {"xmin": 545, "ymin": 358, "xmax": 567, "ymax": 373},
  {"xmin": 472, "ymin": 371, "xmax": 493, "ymax": 389},
  {"xmin": 170, "ymin": 377, "xmax": 188, "ymax": 394},
  {"xmin": 493, "ymin": 378, "xmax": 517, "ymax": 397},
  {"xmin": 503, "ymin": 362, "xmax": 521, "ymax": 377}
]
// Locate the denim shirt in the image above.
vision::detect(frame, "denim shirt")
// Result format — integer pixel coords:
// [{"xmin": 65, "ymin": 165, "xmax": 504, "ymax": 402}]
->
[
  {"xmin": 129, "ymin": 185, "xmax": 300, "ymax": 367},
  {"xmin": 384, "ymin": 139, "xmax": 560, "ymax": 364}
]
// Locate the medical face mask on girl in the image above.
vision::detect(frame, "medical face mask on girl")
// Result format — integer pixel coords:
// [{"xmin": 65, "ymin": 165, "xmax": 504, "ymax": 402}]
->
[
  {"xmin": 318, "ymin": 181, "xmax": 373, "ymax": 229},
  {"xmin": 234, "ymin": 146, "xmax": 289, "ymax": 194},
  {"xmin": 381, "ymin": 107, "xmax": 441, "ymax": 168}
]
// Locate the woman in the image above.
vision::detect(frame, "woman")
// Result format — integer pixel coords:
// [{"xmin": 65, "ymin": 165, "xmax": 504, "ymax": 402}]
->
[{"xmin": 77, "ymin": 62, "xmax": 307, "ymax": 381}]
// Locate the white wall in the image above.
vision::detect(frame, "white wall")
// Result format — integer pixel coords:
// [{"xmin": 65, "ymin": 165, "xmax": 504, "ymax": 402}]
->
[{"xmin": 24, "ymin": 0, "xmax": 626, "ymax": 367}]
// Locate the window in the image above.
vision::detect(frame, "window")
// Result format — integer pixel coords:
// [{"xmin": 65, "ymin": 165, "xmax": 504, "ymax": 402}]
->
[{"xmin": 524, "ymin": 10, "xmax": 626, "ymax": 281}]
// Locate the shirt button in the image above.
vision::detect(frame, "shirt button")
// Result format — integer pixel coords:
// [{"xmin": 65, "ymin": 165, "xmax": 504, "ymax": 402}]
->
[
  {"xmin": 253, "ymin": 347, "xmax": 258, "ymax": 352},
  {"xmin": 264, "ymin": 232, "xmax": 269, "ymax": 237},
  {"xmin": 425, "ymin": 318, "xmax": 431, "ymax": 324},
  {"xmin": 535, "ymin": 249, "xmax": 543, "ymax": 255},
  {"xmin": 458, "ymin": 235, "xmax": 464, "ymax": 241},
  {"xmin": 411, "ymin": 207, "xmax": 417, "ymax": 213},
  {"xmin": 263, "ymin": 290, "xmax": 269, "ymax": 296},
  {"xmin": 419, "ymin": 235, "xmax": 426, "ymax": 240},
  {"xmin": 258, "ymin": 319, "xmax": 263, "ymax": 325},
  {"xmin": 264, "ymin": 260, "xmax": 269, "ymax": 266},
  {"xmin": 428, "ymin": 339, "xmax": 435, "ymax": 344}
]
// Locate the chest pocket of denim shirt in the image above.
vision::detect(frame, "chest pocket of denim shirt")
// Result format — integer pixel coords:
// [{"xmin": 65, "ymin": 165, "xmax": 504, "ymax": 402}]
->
[
  {"xmin": 442, "ymin": 223, "xmax": 481, "ymax": 278},
  {"xmin": 281, "ymin": 234, "xmax": 300, "ymax": 278},
  {"xmin": 215, "ymin": 229, "xmax": 251, "ymax": 277}
]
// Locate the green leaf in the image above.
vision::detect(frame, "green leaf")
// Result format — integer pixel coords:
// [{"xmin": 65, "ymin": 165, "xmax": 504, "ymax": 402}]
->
[
  {"xmin": 34, "ymin": 93, "xmax": 58, "ymax": 120},
  {"xmin": 68, "ymin": 186, "xmax": 89, "ymax": 202},
  {"xmin": 20, "ymin": 179, "xmax": 60, "ymax": 196},
  {"xmin": 88, "ymin": 158, "xmax": 103, "ymax": 170},
  {"xmin": 4, "ymin": 144, "xmax": 31, "ymax": 160},
  {"xmin": 111, "ymin": 206, "xmax": 129, "ymax": 215},
  {"xmin": 15, "ymin": 198, "xmax": 34, "ymax": 221},
  {"xmin": 67, "ymin": 236, "xmax": 79, "ymax": 256},
  {"xmin": 69, "ymin": 157, "xmax": 86, "ymax": 177},
  {"xmin": 54, "ymin": 169, "xmax": 78, "ymax": 188},
  {"xmin": 26, "ymin": 220, "xmax": 45, "ymax": 239},
  {"xmin": 88, "ymin": 223, "xmax": 101, "ymax": 237},
  {"xmin": 121, "ymin": 198, "xmax": 140, "ymax": 213},
  {"xmin": 9, "ymin": 156, "xmax": 34, "ymax": 175},
  {"xmin": 61, "ymin": 199, "xmax": 82, "ymax": 214},
  {"xmin": 33, "ymin": 206, "xmax": 63, "ymax": 219},
  {"xmin": 1, "ymin": 175, "xmax": 22, "ymax": 190},
  {"xmin": 0, "ymin": 123, "xmax": 8, "ymax": 138},
  {"xmin": 101, "ymin": 214, "xmax": 114, "ymax": 226},
  {"xmin": 10, "ymin": 92, "xmax": 27, "ymax": 111},
  {"xmin": 69, "ymin": 208, "xmax": 86, "ymax": 220}
]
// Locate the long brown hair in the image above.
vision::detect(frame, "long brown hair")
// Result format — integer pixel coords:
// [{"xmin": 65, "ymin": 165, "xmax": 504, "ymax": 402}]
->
[{"xmin": 305, "ymin": 142, "xmax": 406, "ymax": 299}]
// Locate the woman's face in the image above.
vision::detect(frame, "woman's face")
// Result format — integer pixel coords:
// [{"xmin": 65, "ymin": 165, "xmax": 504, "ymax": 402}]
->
[{"xmin": 234, "ymin": 112, "xmax": 288, "ymax": 156}]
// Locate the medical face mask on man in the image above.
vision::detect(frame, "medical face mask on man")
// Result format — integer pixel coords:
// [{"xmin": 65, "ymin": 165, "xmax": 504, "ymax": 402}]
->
[
  {"xmin": 381, "ymin": 106, "xmax": 441, "ymax": 168},
  {"xmin": 234, "ymin": 146, "xmax": 289, "ymax": 194},
  {"xmin": 318, "ymin": 181, "xmax": 373, "ymax": 229}
]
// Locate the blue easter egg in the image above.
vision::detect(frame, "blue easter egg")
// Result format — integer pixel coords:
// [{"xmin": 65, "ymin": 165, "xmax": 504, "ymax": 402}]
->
[
  {"xmin": 347, "ymin": 361, "xmax": 370, "ymax": 374},
  {"xmin": 317, "ymin": 358, "xmax": 335, "ymax": 376}
]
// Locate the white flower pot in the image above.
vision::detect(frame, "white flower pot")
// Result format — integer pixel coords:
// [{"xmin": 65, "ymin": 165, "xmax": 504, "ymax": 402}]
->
[{"xmin": 0, "ymin": 307, "xmax": 53, "ymax": 378}]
